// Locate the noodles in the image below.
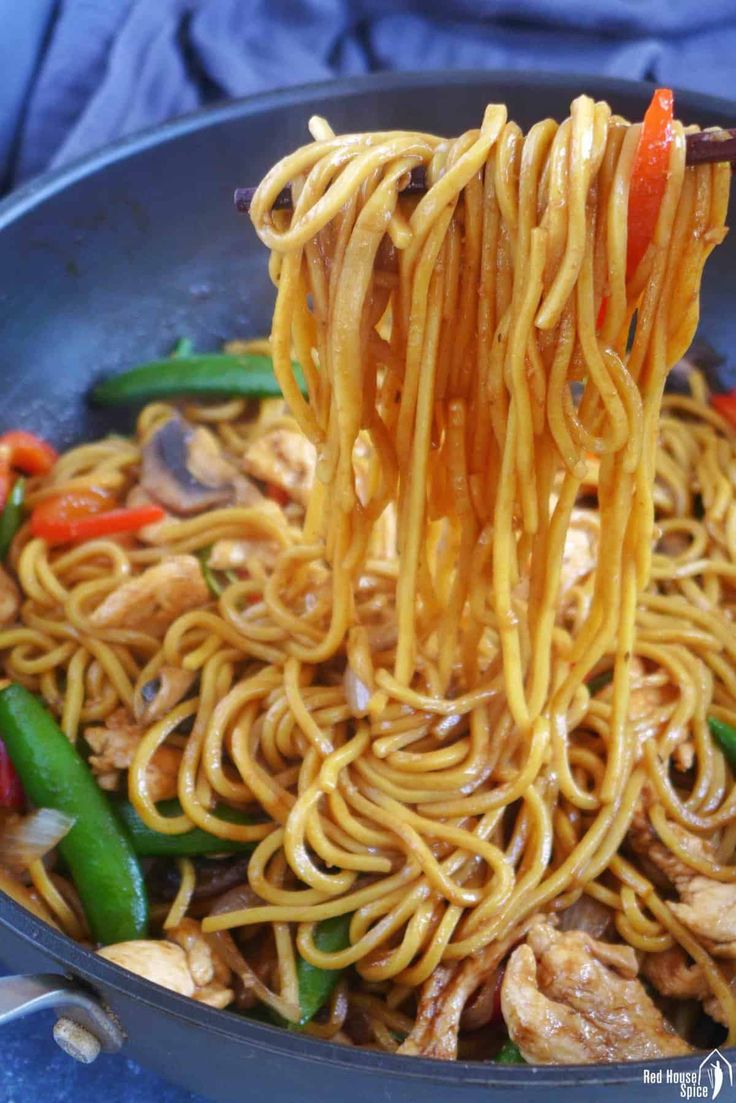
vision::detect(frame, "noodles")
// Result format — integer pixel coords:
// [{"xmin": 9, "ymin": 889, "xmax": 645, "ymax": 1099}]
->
[{"xmin": 2, "ymin": 95, "xmax": 736, "ymax": 1061}]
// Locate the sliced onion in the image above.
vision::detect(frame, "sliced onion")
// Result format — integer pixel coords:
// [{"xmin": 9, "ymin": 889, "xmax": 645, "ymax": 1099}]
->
[
  {"xmin": 344, "ymin": 664, "xmax": 371, "ymax": 717},
  {"xmin": 558, "ymin": 892, "xmax": 613, "ymax": 938},
  {"xmin": 0, "ymin": 808, "xmax": 75, "ymax": 872},
  {"xmin": 208, "ymin": 882, "xmax": 262, "ymax": 917}
]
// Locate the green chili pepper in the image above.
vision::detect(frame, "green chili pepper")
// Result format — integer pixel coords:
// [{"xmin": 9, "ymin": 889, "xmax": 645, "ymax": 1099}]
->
[
  {"xmin": 708, "ymin": 715, "xmax": 736, "ymax": 770},
  {"xmin": 0, "ymin": 477, "xmax": 25, "ymax": 560},
  {"xmin": 273, "ymin": 913, "xmax": 352, "ymax": 1029},
  {"xmin": 495, "ymin": 1038, "xmax": 526, "ymax": 1064},
  {"xmin": 197, "ymin": 547, "xmax": 239, "ymax": 598},
  {"xmin": 171, "ymin": 336, "xmax": 194, "ymax": 358},
  {"xmin": 587, "ymin": 668, "xmax": 613, "ymax": 696},
  {"xmin": 198, "ymin": 547, "xmax": 223, "ymax": 596},
  {"xmin": 0, "ymin": 684, "xmax": 147, "ymax": 942},
  {"xmin": 90, "ymin": 353, "xmax": 306, "ymax": 406},
  {"xmin": 116, "ymin": 798, "xmax": 257, "ymax": 857}
]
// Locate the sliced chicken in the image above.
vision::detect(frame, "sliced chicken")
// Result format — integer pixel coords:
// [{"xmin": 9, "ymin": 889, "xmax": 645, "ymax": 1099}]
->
[
  {"xmin": 89, "ymin": 555, "xmax": 209, "ymax": 634},
  {"xmin": 98, "ymin": 939, "xmax": 196, "ymax": 996},
  {"xmin": 629, "ymin": 803, "xmax": 736, "ymax": 957},
  {"xmin": 99, "ymin": 921, "xmax": 233, "ymax": 1008},
  {"xmin": 85, "ymin": 707, "xmax": 180, "ymax": 800},
  {"xmin": 643, "ymin": 945, "xmax": 733, "ymax": 1028},
  {"xmin": 398, "ymin": 928, "xmax": 526, "ymax": 1059},
  {"xmin": 141, "ymin": 416, "xmax": 262, "ymax": 516},
  {"xmin": 560, "ymin": 510, "xmax": 599, "ymax": 593},
  {"xmin": 208, "ymin": 536, "xmax": 281, "ymax": 574},
  {"xmin": 627, "ymin": 657, "xmax": 677, "ymax": 740},
  {"xmin": 167, "ymin": 918, "xmax": 234, "ymax": 1009},
  {"xmin": 0, "ymin": 564, "xmax": 20, "ymax": 626},
  {"xmin": 242, "ymin": 426, "xmax": 316, "ymax": 507},
  {"xmin": 501, "ymin": 922, "xmax": 691, "ymax": 1063}
]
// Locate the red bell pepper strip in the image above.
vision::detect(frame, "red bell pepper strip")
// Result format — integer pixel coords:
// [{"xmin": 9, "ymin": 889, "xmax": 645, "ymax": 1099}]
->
[
  {"xmin": 0, "ymin": 431, "xmax": 57, "ymax": 475},
  {"xmin": 31, "ymin": 487, "xmax": 114, "ymax": 529},
  {"xmin": 0, "ymin": 430, "xmax": 57, "ymax": 509},
  {"xmin": 711, "ymin": 390, "xmax": 736, "ymax": 430},
  {"xmin": 626, "ymin": 88, "xmax": 674, "ymax": 280},
  {"xmin": 31, "ymin": 503, "xmax": 165, "ymax": 546},
  {"xmin": 0, "ymin": 455, "xmax": 10, "ymax": 513},
  {"xmin": 266, "ymin": 482, "xmax": 291, "ymax": 507},
  {"xmin": 0, "ymin": 737, "xmax": 25, "ymax": 810}
]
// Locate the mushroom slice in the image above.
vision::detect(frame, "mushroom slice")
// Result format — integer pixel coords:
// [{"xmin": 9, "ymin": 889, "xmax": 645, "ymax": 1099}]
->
[{"xmin": 141, "ymin": 416, "xmax": 261, "ymax": 515}]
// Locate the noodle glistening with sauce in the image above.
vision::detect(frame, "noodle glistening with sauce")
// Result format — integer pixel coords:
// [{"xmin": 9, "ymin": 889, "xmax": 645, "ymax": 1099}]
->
[{"xmin": 1, "ymin": 91, "xmax": 735, "ymax": 1064}]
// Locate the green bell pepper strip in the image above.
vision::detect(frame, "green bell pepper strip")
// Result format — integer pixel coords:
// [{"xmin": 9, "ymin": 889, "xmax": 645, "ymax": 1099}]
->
[
  {"xmin": 708, "ymin": 716, "xmax": 736, "ymax": 770},
  {"xmin": 587, "ymin": 669, "xmax": 613, "ymax": 696},
  {"xmin": 90, "ymin": 354, "xmax": 306, "ymax": 406},
  {"xmin": 495, "ymin": 1038, "xmax": 526, "ymax": 1064},
  {"xmin": 0, "ymin": 684, "xmax": 148, "ymax": 943},
  {"xmin": 0, "ymin": 477, "xmax": 25, "ymax": 560},
  {"xmin": 116, "ymin": 798, "xmax": 257, "ymax": 857},
  {"xmin": 273, "ymin": 913, "xmax": 352, "ymax": 1029},
  {"xmin": 171, "ymin": 336, "xmax": 194, "ymax": 358},
  {"xmin": 197, "ymin": 547, "xmax": 238, "ymax": 598}
]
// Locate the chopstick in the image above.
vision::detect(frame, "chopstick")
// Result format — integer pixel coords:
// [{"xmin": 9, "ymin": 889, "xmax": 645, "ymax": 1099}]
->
[{"xmin": 234, "ymin": 126, "xmax": 736, "ymax": 214}]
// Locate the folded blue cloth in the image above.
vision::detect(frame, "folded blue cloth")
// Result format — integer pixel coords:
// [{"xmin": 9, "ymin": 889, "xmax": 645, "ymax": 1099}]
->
[{"xmin": 7, "ymin": 0, "xmax": 736, "ymax": 187}]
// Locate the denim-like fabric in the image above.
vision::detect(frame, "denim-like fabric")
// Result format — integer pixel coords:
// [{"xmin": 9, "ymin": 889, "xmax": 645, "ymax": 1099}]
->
[{"xmin": 7, "ymin": 0, "xmax": 736, "ymax": 185}]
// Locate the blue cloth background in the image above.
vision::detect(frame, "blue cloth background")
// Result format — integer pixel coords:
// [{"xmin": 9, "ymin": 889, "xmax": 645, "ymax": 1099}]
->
[
  {"xmin": 2, "ymin": 1, "xmax": 736, "ymax": 1100},
  {"xmin": 4, "ymin": 0, "xmax": 736, "ymax": 190}
]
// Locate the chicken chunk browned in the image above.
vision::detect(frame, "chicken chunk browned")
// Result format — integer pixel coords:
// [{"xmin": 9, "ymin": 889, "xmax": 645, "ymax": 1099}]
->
[
  {"xmin": 501, "ymin": 922, "xmax": 691, "ymax": 1064},
  {"xmin": 242, "ymin": 426, "xmax": 316, "ymax": 507},
  {"xmin": 643, "ymin": 945, "xmax": 734, "ymax": 1028},
  {"xmin": 208, "ymin": 536, "xmax": 281, "ymax": 574},
  {"xmin": 629, "ymin": 803, "xmax": 736, "ymax": 957},
  {"xmin": 99, "ymin": 919, "xmax": 233, "ymax": 1008},
  {"xmin": 85, "ymin": 707, "xmax": 180, "ymax": 800},
  {"xmin": 398, "ymin": 929, "xmax": 526, "ymax": 1059},
  {"xmin": 89, "ymin": 555, "xmax": 209, "ymax": 633}
]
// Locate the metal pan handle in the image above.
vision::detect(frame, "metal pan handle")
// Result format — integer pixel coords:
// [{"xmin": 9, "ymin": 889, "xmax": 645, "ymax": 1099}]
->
[{"xmin": 0, "ymin": 973, "xmax": 124, "ymax": 1063}]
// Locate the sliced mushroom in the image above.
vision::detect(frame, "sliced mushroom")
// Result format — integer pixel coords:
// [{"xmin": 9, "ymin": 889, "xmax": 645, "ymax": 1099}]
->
[
  {"xmin": 141, "ymin": 416, "xmax": 261, "ymax": 515},
  {"xmin": 133, "ymin": 665, "xmax": 197, "ymax": 724}
]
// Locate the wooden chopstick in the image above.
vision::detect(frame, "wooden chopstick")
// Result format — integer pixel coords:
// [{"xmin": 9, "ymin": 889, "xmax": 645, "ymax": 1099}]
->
[{"xmin": 234, "ymin": 127, "xmax": 736, "ymax": 215}]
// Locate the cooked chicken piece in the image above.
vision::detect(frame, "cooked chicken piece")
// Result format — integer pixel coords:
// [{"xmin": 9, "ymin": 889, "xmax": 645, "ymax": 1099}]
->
[
  {"xmin": 85, "ymin": 707, "xmax": 180, "ymax": 800},
  {"xmin": 208, "ymin": 536, "xmax": 281, "ymax": 574},
  {"xmin": 167, "ymin": 918, "xmax": 234, "ymax": 1009},
  {"xmin": 398, "ymin": 964, "xmax": 457, "ymax": 1059},
  {"xmin": 242, "ymin": 426, "xmax": 316, "ymax": 507},
  {"xmin": 627, "ymin": 657, "xmax": 676, "ymax": 738},
  {"xmin": 629, "ymin": 803, "xmax": 736, "ymax": 957},
  {"xmin": 89, "ymin": 555, "xmax": 209, "ymax": 633},
  {"xmin": 560, "ymin": 510, "xmax": 598, "ymax": 593},
  {"xmin": 133, "ymin": 665, "xmax": 196, "ymax": 725},
  {"xmin": 368, "ymin": 502, "xmax": 397, "ymax": 561},
  {"xmin": 99, "ymin": 928, "xmax": 233, "ymax": 1008},
  {"xmin": 501, "ymin": 922, "xmax": 691, "ymax": 1063},
  {"xmin": 673, "ymin": 739, "xmax": 696, "ymax": 772},
  {"xmin": 141, "ymin": 416, "xmax": 262, "ymax": 516},
  {"xmin": 98, "ymin": 940, "xmax": 197, "ymax": 996},
  {"xmin": 644, "ymin": 946, "xmax": 734, "ymax": 1028},
  {"xmin": 398, "ymin": 928, "xmax": 527, "ymax": 1059},
  {"xmin": 0, "ymin": 564, "xmax": 20, "ymax": 626}
]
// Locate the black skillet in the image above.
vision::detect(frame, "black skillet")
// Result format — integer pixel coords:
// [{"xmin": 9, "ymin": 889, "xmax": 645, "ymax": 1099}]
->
[{"xmin": 0, "ymin": 72, "xmax": 734, "ymax": 1103}]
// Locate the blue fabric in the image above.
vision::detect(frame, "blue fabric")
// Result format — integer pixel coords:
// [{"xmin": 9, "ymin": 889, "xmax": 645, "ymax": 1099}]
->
[{"xmin": 7, "ymin": 0, "xmax": 736, "ymax": 186}]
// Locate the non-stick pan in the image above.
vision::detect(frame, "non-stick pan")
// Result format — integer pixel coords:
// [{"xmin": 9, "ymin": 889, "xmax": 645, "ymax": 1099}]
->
[{"xmin": 0, "ymin": 72, "xmax": 734, "ymax": 1103}]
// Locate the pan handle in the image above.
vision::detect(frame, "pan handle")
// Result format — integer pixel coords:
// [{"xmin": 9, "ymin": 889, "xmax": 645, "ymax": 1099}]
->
[{"xmin": 0, "ymin": 973, "xmax": 124, "ymax": 1062}]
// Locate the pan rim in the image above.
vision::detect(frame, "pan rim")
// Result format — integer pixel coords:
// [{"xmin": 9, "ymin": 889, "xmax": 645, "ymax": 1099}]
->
[{"xmin": 1, "ymin": 67, "xmax": 734, "ymax": 1086}]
